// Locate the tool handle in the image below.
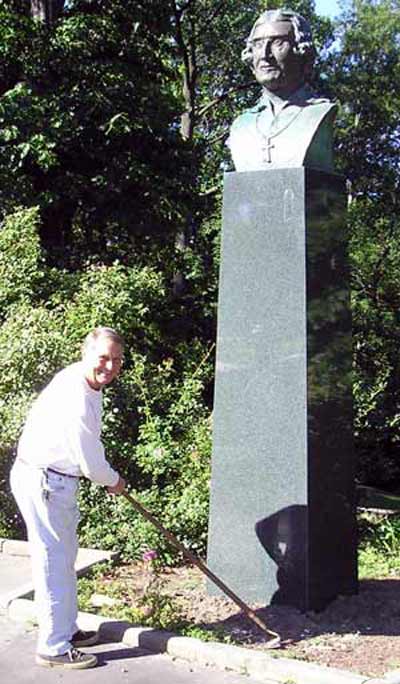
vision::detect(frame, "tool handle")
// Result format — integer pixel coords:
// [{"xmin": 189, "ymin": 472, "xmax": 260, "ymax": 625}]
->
[{"xmin": 122, "ymin": 490, "xmax": 280, "ymax": 645}]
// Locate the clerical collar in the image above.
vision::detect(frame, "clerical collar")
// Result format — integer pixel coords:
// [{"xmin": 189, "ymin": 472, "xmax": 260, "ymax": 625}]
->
[
  {"xmin": 256, "ymin": 85, "xmax": 311, "ymax": 113},
  {"xmin": 261, "ymin": 90, "xmax": 289, "ymax": 112}
]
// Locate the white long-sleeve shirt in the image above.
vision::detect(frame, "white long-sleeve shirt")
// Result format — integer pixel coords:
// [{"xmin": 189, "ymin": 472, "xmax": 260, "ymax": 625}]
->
[{"xmin": 17, "ymin": 362, "xmax": 119, "ymax": 487}]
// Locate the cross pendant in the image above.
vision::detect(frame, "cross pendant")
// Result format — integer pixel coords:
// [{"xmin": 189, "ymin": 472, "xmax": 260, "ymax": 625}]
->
[{"xmin": 261, "ymin": 138, "xmax": 274, "ymax": 163}]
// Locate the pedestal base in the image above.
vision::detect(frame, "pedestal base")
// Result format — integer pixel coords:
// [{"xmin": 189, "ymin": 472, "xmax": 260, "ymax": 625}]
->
[{"xmin": 207, "ymin": 168, "xmax": 357, "ymax": 611}]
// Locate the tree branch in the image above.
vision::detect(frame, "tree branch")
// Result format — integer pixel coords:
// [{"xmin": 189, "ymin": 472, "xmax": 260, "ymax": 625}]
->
[{"xmin": 198, "ymin": 81, "xmax": 254, "ymax": 118}]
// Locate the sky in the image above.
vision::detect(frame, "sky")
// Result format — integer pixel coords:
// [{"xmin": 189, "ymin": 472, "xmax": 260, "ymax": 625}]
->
[{"xmin": 314, "ymin": 0, "xmax": 341, "ymax": 18}]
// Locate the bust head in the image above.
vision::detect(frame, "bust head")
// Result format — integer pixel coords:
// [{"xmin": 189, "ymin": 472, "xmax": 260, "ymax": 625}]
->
[{"xmin": 242, "ymin": 9, "xmax": 315, "ymax": 97}]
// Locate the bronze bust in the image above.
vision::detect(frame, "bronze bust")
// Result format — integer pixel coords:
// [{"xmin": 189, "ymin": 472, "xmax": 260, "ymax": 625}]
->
[{"xmin": 229, "ymin": 9, "xmax": 336, "ymax": 172}]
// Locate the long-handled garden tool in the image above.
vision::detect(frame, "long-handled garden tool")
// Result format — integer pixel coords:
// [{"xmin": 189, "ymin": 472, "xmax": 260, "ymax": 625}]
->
[{"xmin": 122, "ymin": 490, "xmax": 281, "ymax": 648}]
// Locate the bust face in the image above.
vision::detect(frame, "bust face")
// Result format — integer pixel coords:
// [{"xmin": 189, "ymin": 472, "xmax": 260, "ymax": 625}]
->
[{"xmin": 251, "ymin": 20, "xmax": 304, "ymax": 96}]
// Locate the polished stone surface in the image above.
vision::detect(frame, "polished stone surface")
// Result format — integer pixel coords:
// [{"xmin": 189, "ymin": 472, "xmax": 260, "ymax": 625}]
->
[{"xmin": 207, "ymin": 168, "xmax": 357, "ymax": 610}]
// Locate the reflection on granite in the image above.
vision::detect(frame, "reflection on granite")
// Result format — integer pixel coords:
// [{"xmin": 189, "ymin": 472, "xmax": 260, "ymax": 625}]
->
[{"xmin": 207, "ymin": 168, "xmax": 357, "ymax": 610}]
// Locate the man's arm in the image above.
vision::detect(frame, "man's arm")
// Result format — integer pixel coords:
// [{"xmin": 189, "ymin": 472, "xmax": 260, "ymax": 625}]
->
[{"xmin": 67, "ymin": 388, "xmax": 126, "ymax": 491}]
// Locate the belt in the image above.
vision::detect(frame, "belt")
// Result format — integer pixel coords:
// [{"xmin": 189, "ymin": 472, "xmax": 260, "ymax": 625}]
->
[
  {"xmin": 17, "ymin": 459, "xmax": 80, "ymax": 479},
  {"xmin": 46, "ymin": 467, "xmax": 80, "ymax": 480}
]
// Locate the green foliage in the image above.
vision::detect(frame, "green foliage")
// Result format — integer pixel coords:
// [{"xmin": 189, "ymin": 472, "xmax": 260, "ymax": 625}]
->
[
  {"xmin": 181, "ymin": 624, "xmax": 234, "ymax": 644},
  {"xmin": 0, "ymin": 206, "xmax": 44, "ymax": 316},
  {"xmin": 0, "ymin": 205, "xmax": 213, "ymax": 555},
  {"xmin": 1, "ymin": 0, "xmax": 400, "ymax": 554},
  {"xmin": 350, "ymin": 199, "xmax": 400, "ymax": 485},
  {"xmin": 0, "ymin": 0, "xmax": 188, "ymax": 267},
  {"xmin": 77, "ymin": 562, "xmax": 234, "ymax": 642},
  {"xmin": 77, "ymin": 558, "xmax": 189, "ymax": 631},
  {"xmin": 358, "ymin": 511, "xmax": 400, "ymax": 578},
  {"xmin": 77, "ymin": 346, "xmax": 213, "ymax": 560},
  {"xmin": 323, "ymin": 0, "xmax": 400, "ymax": 488}
]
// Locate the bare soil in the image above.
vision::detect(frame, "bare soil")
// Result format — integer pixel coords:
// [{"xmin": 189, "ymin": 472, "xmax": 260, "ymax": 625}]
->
[{"xmin": 99, "ymin": 562, "xmax": 400, "ymax": 679}]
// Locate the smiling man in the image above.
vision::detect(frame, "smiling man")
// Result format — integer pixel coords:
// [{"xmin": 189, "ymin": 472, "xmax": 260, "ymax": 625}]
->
[
  {"xmin": 10, "ymin": 327, "xmax": 126, "ymax": 670},
  {"xmin": 228, "ymin": 9, "xmax": 336, "ymax": 171}
]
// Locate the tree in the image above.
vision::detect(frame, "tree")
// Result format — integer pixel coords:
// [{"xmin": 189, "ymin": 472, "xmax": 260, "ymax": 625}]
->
[
  {"xmin": 328, "ymin": 0, "xmax": 400, "ymax": 487},
  {"xmin": 0, "ymin": 3, "xmax": 335, "ymax": 443},
  {"xmin": 0, "ymin": 0, "xmax": 192, "ymax": 268},
  {"xmin": 5, "ymin": 0, "xmax": 398, "ymax": 554},
  {"xmin": 31, "ymin": 0, "xmax": 65, "ymax": 24}
]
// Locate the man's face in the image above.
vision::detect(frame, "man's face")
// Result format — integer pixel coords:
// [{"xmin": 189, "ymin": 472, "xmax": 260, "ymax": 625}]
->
[
  {"xmin": 83, "ymin": 336, "xmax": 123, "ymax": 390},
  {"xmin": 251, "ymin": 20, "xmax": 304, "ymax": 95}
]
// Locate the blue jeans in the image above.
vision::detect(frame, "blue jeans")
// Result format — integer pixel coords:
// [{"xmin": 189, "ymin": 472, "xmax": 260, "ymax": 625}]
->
[{"xmin": 10, "ymin": 460, "xmax": 80, "ymax": 655}]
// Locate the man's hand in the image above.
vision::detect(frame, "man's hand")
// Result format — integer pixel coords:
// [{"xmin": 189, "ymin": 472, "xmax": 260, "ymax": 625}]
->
[{"xmin": 107, "ymin": 475, "xmax": 126, "ymax": 495}]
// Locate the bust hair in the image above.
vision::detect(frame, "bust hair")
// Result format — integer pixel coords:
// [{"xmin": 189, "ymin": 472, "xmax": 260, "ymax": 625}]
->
[
  {"xmin": 242, "ymin": 9, "xmax": 316, "ymax": 80},
  {"xmin": 81, "ymin": 327, "xmax": 124, "ymax": 355}
]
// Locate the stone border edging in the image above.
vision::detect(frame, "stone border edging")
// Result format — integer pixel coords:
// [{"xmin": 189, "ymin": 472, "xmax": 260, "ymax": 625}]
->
[
  {"xmin": 9, "ymin": 597, "xmax": 395, "ymax": 684},
  {"xmin": 0, "ymin": 539, "xmax": 31, "ymax": 556}
]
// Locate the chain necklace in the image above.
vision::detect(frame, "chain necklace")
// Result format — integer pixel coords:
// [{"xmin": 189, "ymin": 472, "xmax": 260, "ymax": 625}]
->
[{"xmin": 255, "ymin": 105, "xmax": 304, "ymax": 164}]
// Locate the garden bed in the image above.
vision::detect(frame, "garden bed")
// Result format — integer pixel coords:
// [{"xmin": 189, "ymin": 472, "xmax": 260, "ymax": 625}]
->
[{"xmin": 78, "ymin": 559, "xmax": 400, "ymax": 679}]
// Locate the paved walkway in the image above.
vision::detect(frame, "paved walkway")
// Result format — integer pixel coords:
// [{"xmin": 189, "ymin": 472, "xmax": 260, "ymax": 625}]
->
[
  {"xmin": 2, "ymin": 540, "xmax": 384, "ymax": 684},
  {"xmin": 0, "ymin": 552, "xmax": 31, "ymax": 596},
  {"xmin": 0, "ymin": 538, "xmax": 117, "ymax": 608},
  {"xmin": 0, "ymin": 612, "xmax": 263, "ymax": 684}
]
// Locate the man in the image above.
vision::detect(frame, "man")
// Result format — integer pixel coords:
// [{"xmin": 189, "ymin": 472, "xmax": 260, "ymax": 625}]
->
[
  {"xmin": 228, "ymin": 9, "xmax": 336, "ymax": 171},
  {"xmin": 10, "ymin": 327, "xmax": 126, "ymax": 669}
]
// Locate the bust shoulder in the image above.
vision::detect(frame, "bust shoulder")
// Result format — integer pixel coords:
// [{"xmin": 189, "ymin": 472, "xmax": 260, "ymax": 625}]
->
[
  {"xmin": 230, "ymin": 107, "xmax": 258, "ymax": 133},
  {"xmin": 228, "ymin": 87, "xmax": 337, "ymax": 172},
  {"xmin": 231, "ymin": 88, "xmax": 336, "ymax": 126}
]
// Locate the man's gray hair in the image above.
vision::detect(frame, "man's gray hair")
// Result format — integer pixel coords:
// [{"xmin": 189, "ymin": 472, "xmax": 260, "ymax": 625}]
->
[
  {"xmin": 242, "ymin": 9, "xmax": 315, "ymax": 74},
  {"xmin": 81, "ymin": 326, "xmax": 124, "ymax": 354}
]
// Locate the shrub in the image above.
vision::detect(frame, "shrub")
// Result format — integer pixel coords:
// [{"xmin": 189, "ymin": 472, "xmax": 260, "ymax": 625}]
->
[{"xmin": 0, "ymin": 207, "xmax": 213, "ymax": 558}]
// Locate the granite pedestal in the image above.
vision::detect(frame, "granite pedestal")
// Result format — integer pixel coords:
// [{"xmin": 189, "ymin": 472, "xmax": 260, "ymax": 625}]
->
[{"xmin": 207, "ymin": 168, "xmax": 357, "ymax": 611}]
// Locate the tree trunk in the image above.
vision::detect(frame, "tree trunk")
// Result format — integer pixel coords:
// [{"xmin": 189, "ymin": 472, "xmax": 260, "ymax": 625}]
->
[
  {"xmin": 172, "ymin": 2, "xmax": 198, "ymax": 295},
  {"xmin": 31, "ymin": 0, "xmax": 64, "ymax": 25}
]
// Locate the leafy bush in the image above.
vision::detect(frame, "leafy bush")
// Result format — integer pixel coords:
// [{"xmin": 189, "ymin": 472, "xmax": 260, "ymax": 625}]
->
[
  {"xmin": 0, "ymin": 207, "xmax": 213, "ymax": 557},
  {"xmin": 351, "ymin": 202, "xmax": 400, "ymax": 489},
  {"xmin": 0, "ymin": 206, "xmax": 44, "ymax": 316},
  {"xmin": 77, "ymin": 345, "xmax": 213, "ymax": 561}
]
